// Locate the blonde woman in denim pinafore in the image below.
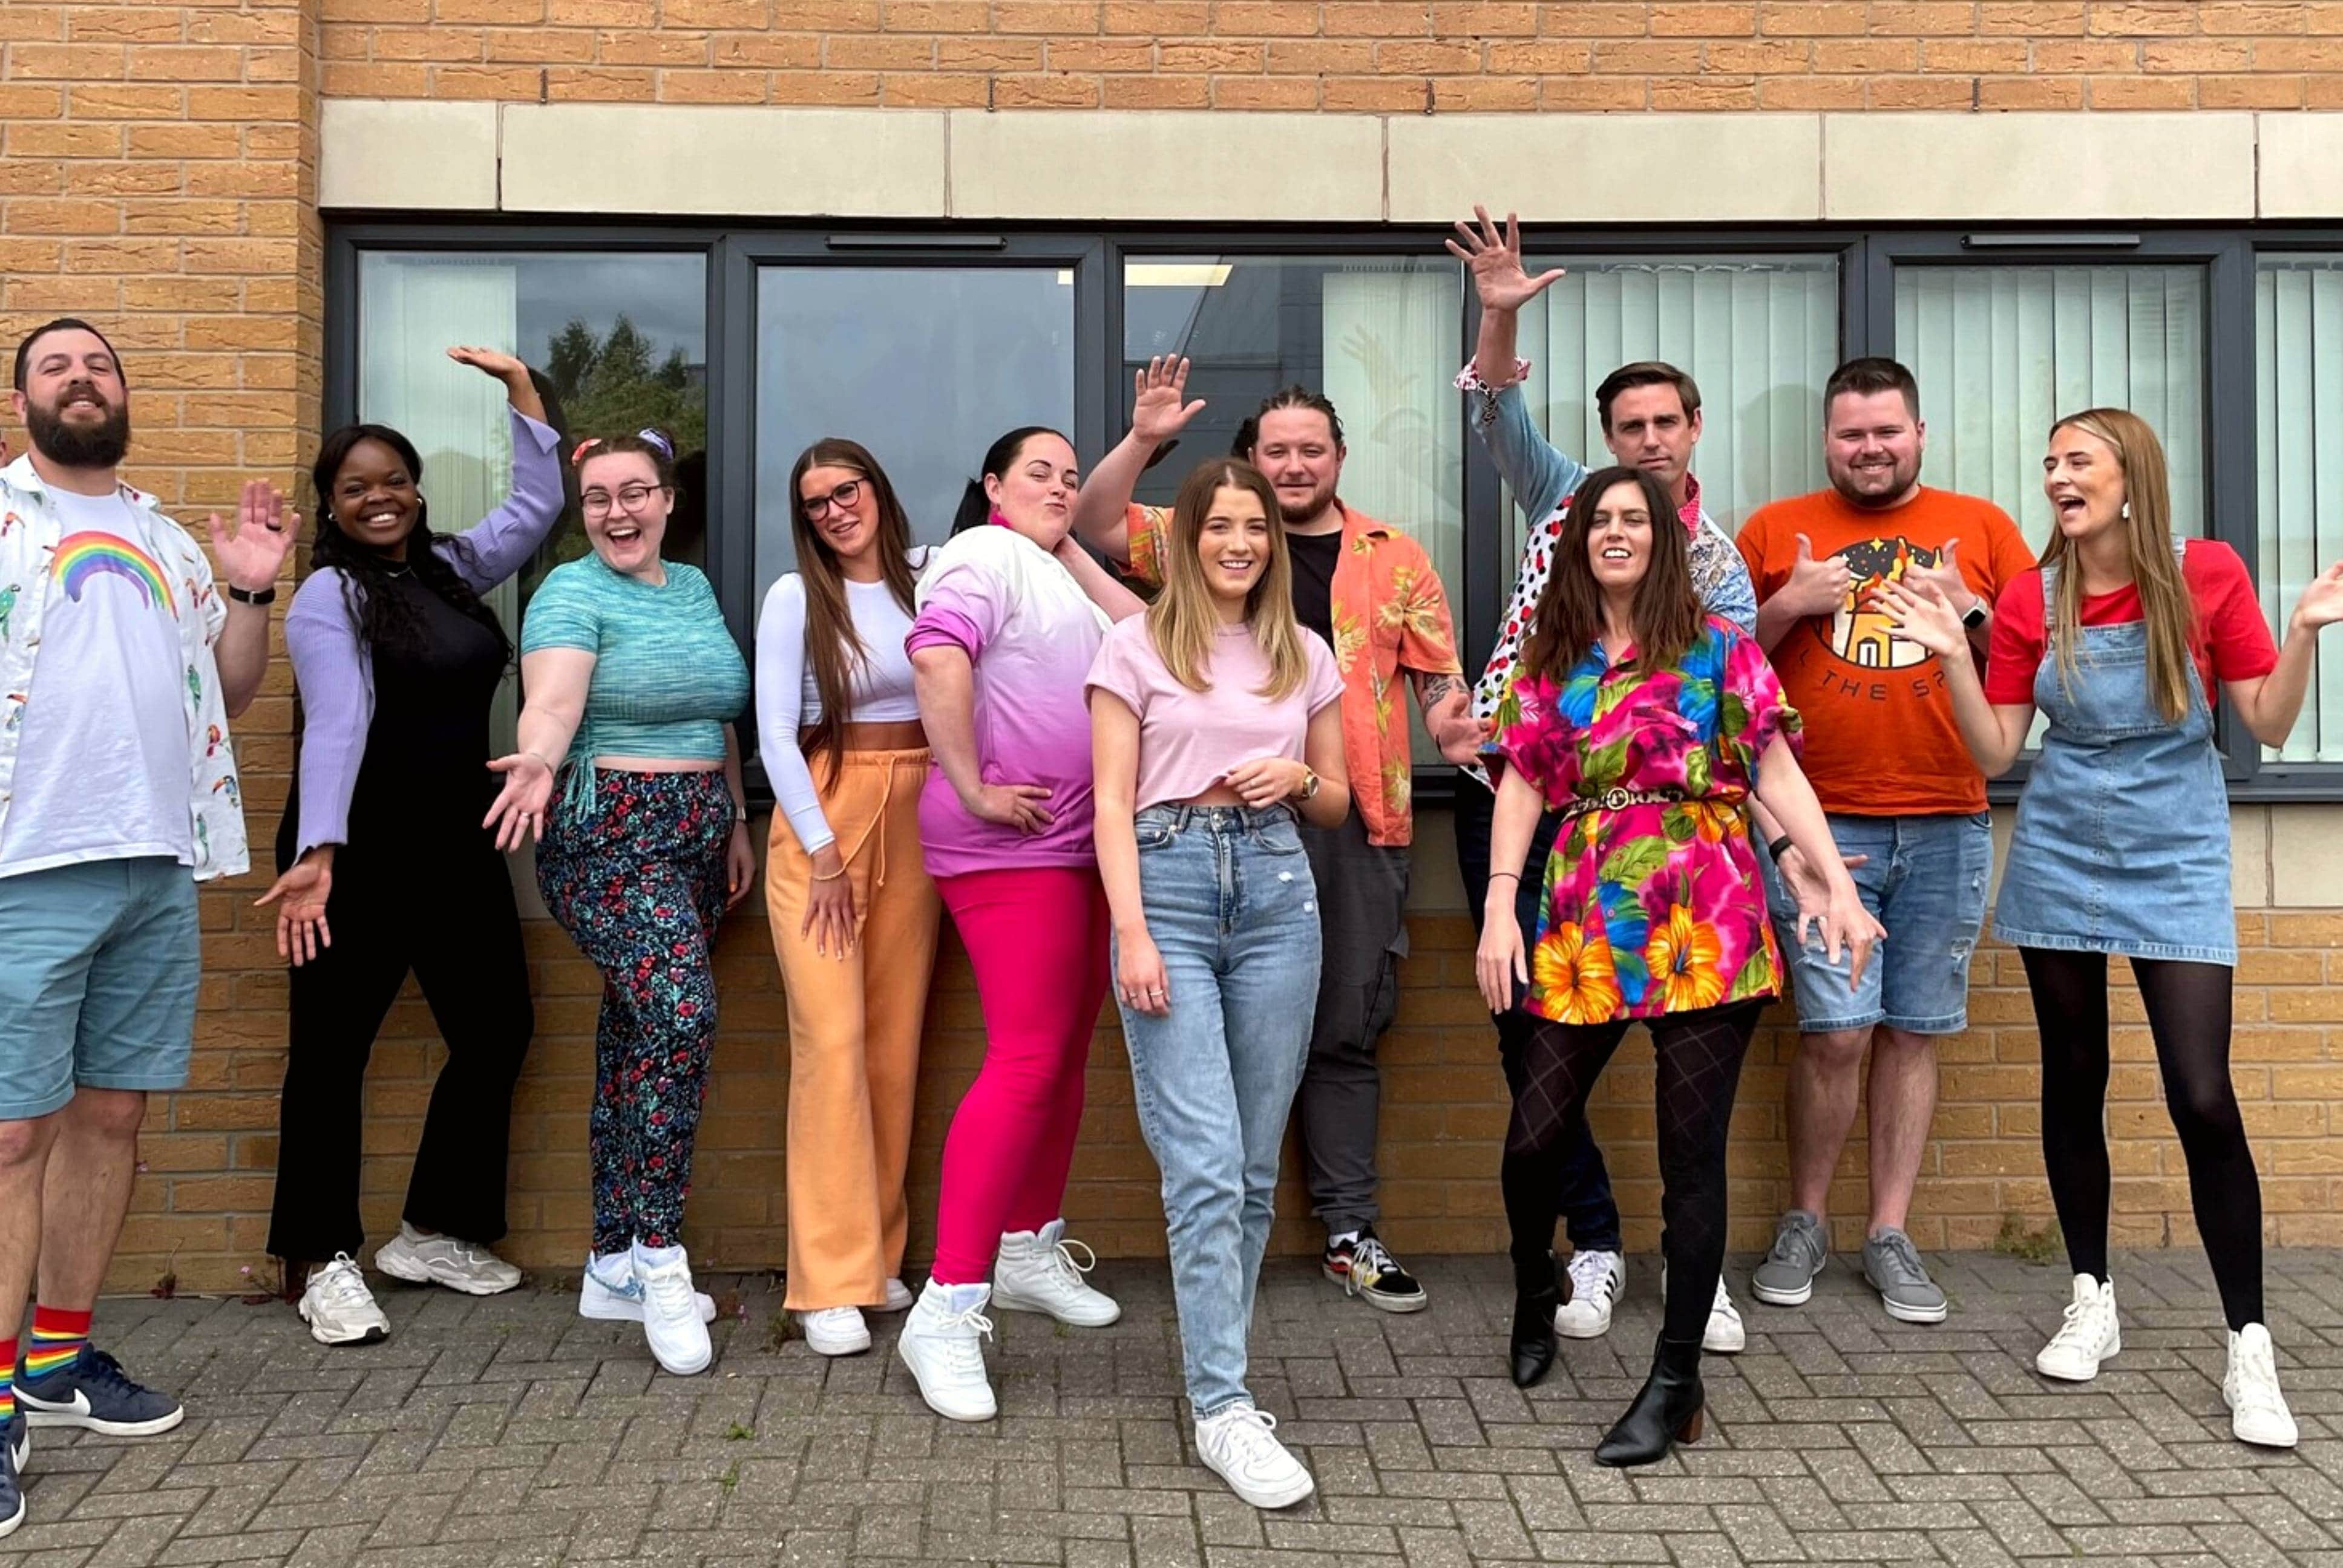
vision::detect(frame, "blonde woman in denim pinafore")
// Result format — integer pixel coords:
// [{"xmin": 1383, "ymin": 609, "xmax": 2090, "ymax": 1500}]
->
[{"xmin": 1884, "ymin": 407, "xmax": 2343, "ymax": 1453}]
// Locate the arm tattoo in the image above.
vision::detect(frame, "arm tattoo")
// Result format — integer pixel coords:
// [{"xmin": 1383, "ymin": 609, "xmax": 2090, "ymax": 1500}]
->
[{"xmin": 1413, "ymin": 671, "xmax": 1467, "ymax": 706}]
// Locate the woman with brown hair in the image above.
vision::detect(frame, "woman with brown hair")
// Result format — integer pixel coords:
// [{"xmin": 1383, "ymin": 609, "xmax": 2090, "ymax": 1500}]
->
[
  {"xmin": 1887, "ymin": 407, "xmax": 2343, "ymax": 1449},
  {"xmin": 753, "ymin": 439, "xmax": 939, "ymax": 1357}
]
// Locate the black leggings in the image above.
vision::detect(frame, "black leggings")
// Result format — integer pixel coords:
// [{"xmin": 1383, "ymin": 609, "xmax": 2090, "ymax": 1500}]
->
[
  {"xmin": 1502, "ymin": 1000, "xmax": 1763, "ymax": 1345},
  {"xmin": 2021, "ymin": 949, "xmax": 2262, "ymax": 1330}
]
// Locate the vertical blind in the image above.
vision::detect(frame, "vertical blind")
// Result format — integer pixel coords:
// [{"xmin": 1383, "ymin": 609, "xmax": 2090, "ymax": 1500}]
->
[
  {"xmin": 1510, "ymin": 255, "xmax": 1840, "ymax": 557},
  {"xmin": 2256, "ymin": 258, "xmax": 2343, "ymax": 763},
  {"xmin": 1894, "ymin": 264, "xmax": 2208, "ymax": 552}
]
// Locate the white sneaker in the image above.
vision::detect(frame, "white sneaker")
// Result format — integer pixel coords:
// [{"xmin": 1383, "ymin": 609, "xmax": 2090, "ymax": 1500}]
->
[
  {"xmin": 373, "ymin": 1224, "xmax": 522, "ymax": 1296},
  {"xmin": 801, "ymin": 1306, "xmax": 872, "ymax": 1357},
  {"xmin": 877, "ymin": 1278, "xmax": 916, "ymax": 1313},
  {"xmin": 992, "ymin": 1219, "xmax": 1120, "ymax": 1327},
  {"xmin": 632, "ymin": 1244, "xmax": 712, "ymax": 1376},
  {"xmin": 1553, "ymin": 1250, "xmax": 1625, "ymax": 1339},
  {"xmin": 2224, "ymin": 1324, "xmax": 2298, "ymax": 1448},
  {"xmin": 1656, "ymin": 1261, "xmax": 1748, "ymax": 1353},
  {"xmin": 577, "ymin": 1252, "xmax": 716, "ymax": 1325},
  {"xmin": 1194, "ymin": 1402, "xmax": 1314, "ymax": 1510},
  {"xmin": 298, "ymin": 1254, "xmax": 390, "ymax": 1347},
  {"xmin": 2036, "ymin": 1273, "xmax": 2121, "ymax": 1382},
  {"xmin": 897, "ymin": 1279, "xmax": 997, "ymax": 1422}
]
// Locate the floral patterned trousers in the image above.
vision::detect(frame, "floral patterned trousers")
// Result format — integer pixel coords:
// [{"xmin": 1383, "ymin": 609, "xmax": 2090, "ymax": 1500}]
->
[{"xmin": 538, "ymin": 769, "xmax": 735, "ymax": 1256}]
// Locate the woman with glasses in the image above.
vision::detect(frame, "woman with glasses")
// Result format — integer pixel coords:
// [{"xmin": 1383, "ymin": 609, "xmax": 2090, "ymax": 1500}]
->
[
  {"xmin": 754, "ymin": 440, "xmax": 939, "ymax": 1357},
  {"xmin": 484, "ymin": 429, "xmax": 752, "ymax": 1379}
]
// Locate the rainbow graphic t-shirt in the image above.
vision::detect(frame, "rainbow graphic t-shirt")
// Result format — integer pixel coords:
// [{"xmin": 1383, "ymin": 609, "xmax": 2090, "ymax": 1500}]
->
[{"xmin": 51, "ymin": 531, "xmax": 176, "ymax": 615}]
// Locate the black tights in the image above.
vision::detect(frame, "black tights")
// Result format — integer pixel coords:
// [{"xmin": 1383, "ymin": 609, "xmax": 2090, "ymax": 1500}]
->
[
  {"xmin": 1502, "ymin": 1000, "xmax": 1763, "ymax": 1345},
  {"xmin": 2022, "ymin": 949, "xmax": 2263, "ymax": 1330}
]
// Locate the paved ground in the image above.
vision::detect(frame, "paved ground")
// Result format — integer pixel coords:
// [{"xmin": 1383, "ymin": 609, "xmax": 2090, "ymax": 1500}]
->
[{"xmin": 7, "ymin": 1248, "xmax": 2342, "ymax": 1567}]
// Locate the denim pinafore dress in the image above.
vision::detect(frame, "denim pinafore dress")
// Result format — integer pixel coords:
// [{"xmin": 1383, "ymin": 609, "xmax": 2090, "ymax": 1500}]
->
[{"xmin": 1991, "ymin": 544, "xmax": 2235, "ymax": 967}]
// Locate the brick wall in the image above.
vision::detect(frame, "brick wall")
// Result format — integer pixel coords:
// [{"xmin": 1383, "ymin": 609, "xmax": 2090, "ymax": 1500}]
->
[
  {"xmin": 7, "ymin": 0, "xmax": 2343, "ymax": 1295},
  {"xmin": 307, "ymin": 1, "xmax": 2343, "ymax": 114}
]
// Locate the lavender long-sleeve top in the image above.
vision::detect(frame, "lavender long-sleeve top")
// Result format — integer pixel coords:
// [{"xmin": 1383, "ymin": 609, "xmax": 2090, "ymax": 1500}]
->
[{"xmin": 284, "ymin": 407, "xmax": 565, "ymax": 855}]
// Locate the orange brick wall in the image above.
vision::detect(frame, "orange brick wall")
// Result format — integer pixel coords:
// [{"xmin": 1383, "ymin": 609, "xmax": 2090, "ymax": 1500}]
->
[
  {"xmin": 5, "ymin": 0, "xmax": 2343, "ymax": 1295},
  {"xmin": 308, "ymin": 0, "xmax": 2343, "ymax": 114}
]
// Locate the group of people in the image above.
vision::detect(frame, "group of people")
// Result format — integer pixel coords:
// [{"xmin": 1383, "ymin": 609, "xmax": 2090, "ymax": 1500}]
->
[{"xmin": 0, "ymin": 195, "xmax": 2338, "ymax": 1529}]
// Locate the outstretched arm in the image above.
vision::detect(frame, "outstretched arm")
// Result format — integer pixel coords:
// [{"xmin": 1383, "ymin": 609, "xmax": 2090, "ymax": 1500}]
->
[
  {"xmin": 1446, "ymin": 206, "xmax": 1587, "ymax": 524},
  {"xmin": 1069, "ymin": 356, "xmax": 1207, "ymax": 567}
]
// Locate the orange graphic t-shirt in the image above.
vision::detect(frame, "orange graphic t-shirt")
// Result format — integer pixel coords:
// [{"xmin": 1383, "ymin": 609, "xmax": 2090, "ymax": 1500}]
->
[{"xmin": 1736, "ymin": 486, "xmax": 2034, "ymax": 817}]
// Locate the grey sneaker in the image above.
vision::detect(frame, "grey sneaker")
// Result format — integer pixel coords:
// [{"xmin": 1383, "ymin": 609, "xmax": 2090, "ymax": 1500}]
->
[
  {"xmin": 1861, "ymin": 1228, "xmax": 1948, "ymax": 1324},
  {"xmin": 1750, "ymin": 1210, "xmax": 1828, "ymax": 1307}
]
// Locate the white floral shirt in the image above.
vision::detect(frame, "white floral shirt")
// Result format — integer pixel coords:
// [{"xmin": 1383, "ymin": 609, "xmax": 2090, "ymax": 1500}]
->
[{"xmin": 0, "ymin": 456, "xmax": 249, "ymax": 880}]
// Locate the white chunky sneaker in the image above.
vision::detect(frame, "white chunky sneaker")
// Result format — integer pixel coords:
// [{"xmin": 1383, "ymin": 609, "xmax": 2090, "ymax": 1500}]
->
[
  {"xmin": 298, "ymin": 1254, "xmax": 390, "ymax": 1347},
  {"xmin": 2224, "ymin": 1324, "xmax": 2298, "ymax": 1449},
  {"xmin": 2036, "ymin": 1273, "xmax": 2121, "ymax": 1382},
  {"xmin": 992, "ymin": 1219, "xmax": 1121, "ymax": 1327},
  {"xmin": 1657, "ymin": 1261, "xmax": 1748, "ymax": 1353},
  {"xmin": 1195, "ymin": 1403, "xmax": 1314, "ymax": 1510},
  {"xmin": 897, "ymin": 1279, "xmax": 997, "ymax": 1422},
  {"xmin": 1553, "ymin": 1249, "xmax": 1625, "ymax": 1339},
  {"xmin": 577, "ymin": 1252, "xmax": 716, "ymax": 1325},
  {"xmin": 878, "ymin": 1278, "xmax": 916, "ymax": 1313},
  {"xmin": 373, "ymin": 1224, "xmax": 523, "ymax": 1296},
  {"xmin": 633, "ymin": 1244, "xmax": 712, "ymax": 1376},
  {"xmin": 801, "ymin": 1306, "xmax": 872, "ymax": 1357}
]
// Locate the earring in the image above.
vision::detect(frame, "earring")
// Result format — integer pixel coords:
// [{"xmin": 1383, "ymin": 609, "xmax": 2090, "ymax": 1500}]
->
[{"xmin": 2120, "ymin": 500, "xmax": 2131, "ymax": 520}]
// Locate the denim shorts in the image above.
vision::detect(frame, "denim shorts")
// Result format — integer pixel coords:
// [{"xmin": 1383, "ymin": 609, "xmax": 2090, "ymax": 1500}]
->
[
  {"xmin": 1758, "ymin": 812, "xmax": 1991, "ymax": 1036},
  {"xmin": 0, "ymin": 856, "xmax": 200, "ymax": 1119}
]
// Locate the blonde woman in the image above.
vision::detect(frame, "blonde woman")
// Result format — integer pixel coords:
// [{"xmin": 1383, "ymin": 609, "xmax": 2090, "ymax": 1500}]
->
[
  {"xmin": 755, "ymin": 439, "xmax": 938, "ymax": 1357},
  {"xmin": 1887, "ymin": 408, "xmax": 2343, "ymax": 1449},
  {"xmin": 1086, "ymin": 460, "xmax": 1348, "ymax": 1510}
]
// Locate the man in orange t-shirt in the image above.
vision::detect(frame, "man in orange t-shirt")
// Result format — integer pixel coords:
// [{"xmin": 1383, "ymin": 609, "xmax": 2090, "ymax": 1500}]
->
[{"xmin": 1734, "ymin": 358, "xmax": 2034, "ymax": 1328}]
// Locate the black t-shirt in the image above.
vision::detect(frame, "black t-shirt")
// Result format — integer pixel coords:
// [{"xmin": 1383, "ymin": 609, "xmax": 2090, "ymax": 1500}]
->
[{"xmin": 1288, "ymin": 528, "xmax": 1340, "ymax": 649}]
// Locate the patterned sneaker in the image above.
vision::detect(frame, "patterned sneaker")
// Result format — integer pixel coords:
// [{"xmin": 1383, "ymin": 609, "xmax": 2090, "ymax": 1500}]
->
[
  {"xmin": 2224, "ymin": 1324, "xmax": 2298, "ymax": 1449},
  {"xmin": 1323, "ymin": 1230, "xmax": 1427, "ymax": 1314},
  {"xmin": 17, "ymin": 1347, "xmax": 183, "ymax": 1436},
  {"xmin": 577, "ymin": 1252, "xmax": 718, "ymax": 1325},
  {"xmin": 0, "ymin": 1414, "xmax": 24, "ymax": 1539},
  {"xmin": 1751, "ymin": 1210, "xmax": 1828, "ymax": 1307},
  {"xmin": 1553, "ymin": 1250, "xmax": 1625, "ymax": 1339},
  {"xmin": 1861, "ymin": 1228, "xmax": 1949, "ymax": 1324},
  {"xmin": 374, "ymin": 1224, "xmax": 522, "ymax": 1296},
  {"xmin": 298, "ymin": 1253, "xmax": 390, "ymax": 1347}
]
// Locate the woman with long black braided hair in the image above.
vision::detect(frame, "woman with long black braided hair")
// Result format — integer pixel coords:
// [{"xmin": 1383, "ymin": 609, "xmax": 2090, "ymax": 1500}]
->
[{"xmin": 260, "ymin": 347, "xmax": 570, "ymax": 1346}]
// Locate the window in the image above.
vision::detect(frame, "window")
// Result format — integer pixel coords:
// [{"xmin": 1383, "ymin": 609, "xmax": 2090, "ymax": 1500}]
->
[
  {"xmin": 1505, "ymin": 254, "xmax": 1840, "ymax": 557},
  {"xmin": 1893, "ymin": 264, "xmax": 2207, "ymax": 550},
  {"xmin": 753, "ymin": 266, "xmax": 1075, "ymax": 596},
  {"xmin": 2256, "ymin": 255, "xmax": 2343, "ymax": 763}
]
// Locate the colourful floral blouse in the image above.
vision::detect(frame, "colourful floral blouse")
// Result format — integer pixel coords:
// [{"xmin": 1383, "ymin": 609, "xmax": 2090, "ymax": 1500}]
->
[{"xmin": 1494, "ymin": 616, "xmax": 1800, "ymax": 1025}]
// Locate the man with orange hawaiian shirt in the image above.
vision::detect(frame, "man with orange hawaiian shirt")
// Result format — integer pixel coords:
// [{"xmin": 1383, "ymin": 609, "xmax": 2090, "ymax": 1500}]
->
[{"xmin": 1075, "ymin": 361, "xmax": 1483, "ymax": 1313}]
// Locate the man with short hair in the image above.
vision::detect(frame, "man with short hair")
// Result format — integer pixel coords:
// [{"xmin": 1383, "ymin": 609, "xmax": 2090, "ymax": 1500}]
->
[
  {"xmin": 1444, "ymin": 209, "xmax": 1760, "ymax": 1353},
  {"xmin": 0, "ymin": 320, "xmax": 289, "ymax": 1535},
  {"xmin": 1075, "ymin": 366, "xmax": 1483, "ymax": 1313},
  {"xmin": 1736, "ymin": 355, "xmax": 2034, "ymax": 1324}
]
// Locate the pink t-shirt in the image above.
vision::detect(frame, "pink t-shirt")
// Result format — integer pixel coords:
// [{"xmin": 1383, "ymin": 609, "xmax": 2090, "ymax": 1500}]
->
[{"xmin": 1085, "ymin": 615, "xmax": 1343, "ymax": 811}]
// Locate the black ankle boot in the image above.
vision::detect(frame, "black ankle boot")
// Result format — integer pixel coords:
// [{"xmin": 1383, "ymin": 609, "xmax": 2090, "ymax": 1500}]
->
[
  {"xmin": 1594, "ymin": 1335, "xmax": 1706, "ymax": 1466},
  {"xmin": 1509, "ymin": 1252, "xmax": 1561, "ymax": 1388}
]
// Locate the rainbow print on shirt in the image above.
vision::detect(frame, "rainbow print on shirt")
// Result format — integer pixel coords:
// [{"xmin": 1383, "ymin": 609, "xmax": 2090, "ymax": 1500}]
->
[{"xmin": 50, "ymin": 531, "xmax": 175, "ymax": 615}]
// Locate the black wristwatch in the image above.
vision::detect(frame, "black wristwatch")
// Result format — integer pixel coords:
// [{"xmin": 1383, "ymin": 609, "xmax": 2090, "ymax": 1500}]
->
[
  {"xmin": 1960, "ymin": 599, "xmax": 1989, "ymax": 630},
  {"xmin": 226, "ymin": 583, "xmax": 276, "ymax": 606}
]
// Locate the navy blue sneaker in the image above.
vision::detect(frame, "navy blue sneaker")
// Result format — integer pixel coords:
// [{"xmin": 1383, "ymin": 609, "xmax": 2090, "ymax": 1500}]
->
[
  {"xmin": 17, "ymin": 1348, "xmax": 183, "ymax": 1436},
  {"xmin": 0, "ymin": 1412, "xmax": 27, "ymax": 1538}
]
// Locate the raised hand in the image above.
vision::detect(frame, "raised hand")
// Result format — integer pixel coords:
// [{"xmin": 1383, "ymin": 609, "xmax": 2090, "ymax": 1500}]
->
[
  {"xmin": 2290, "ymin": 560, "xmax": 2343, "ymax": 633},
  {"xmin": 447, "ymin": 345, "xmax": 529, "ymax": 384},
  {"xmin": 1872, "ymin": 577, "xmax": 1968, "ymax": 661},
  {"xmin": 1131, "ymin": 356, "xmax": 1207, "ymax": 448},
  {"xmin": 1444, "ymin": 205, "xmax": 1567, "ymax": 315},
  {"xmin": 1898, "ymin": 538, "xmax": 1975, "ymax": 618},
  {"xmin": 207, "ymin": 478, "xmax": 297, "ymax": 595},
  {"xmin": 1778, "ymin": 532, "xmax": 1854, "ymax": 621}
]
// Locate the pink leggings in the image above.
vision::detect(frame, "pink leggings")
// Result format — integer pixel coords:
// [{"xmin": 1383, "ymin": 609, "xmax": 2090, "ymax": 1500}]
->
[{"xmin": 930, "ymin": 866, "xmax": 1112, "ymax": 1285}]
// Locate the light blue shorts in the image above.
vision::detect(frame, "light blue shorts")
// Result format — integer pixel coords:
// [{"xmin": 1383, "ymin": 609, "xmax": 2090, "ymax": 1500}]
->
[
  {"xmin": 1758, "ymin": 812, "xmax": 1991, "ymax": 1037},
  {"xmin": 0, "ymin": 857, "xmax": 199, "ymax": 1120}
]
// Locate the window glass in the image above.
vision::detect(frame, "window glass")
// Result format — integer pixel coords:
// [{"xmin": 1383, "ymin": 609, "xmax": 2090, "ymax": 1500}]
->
[{"xmin": 2256, "ymin": 256, "xmax": 2343, "ymax": 762}]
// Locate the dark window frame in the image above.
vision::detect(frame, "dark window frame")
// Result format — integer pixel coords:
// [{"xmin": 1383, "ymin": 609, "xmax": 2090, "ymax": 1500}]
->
[{"xmin": 324, "ymin": 218, "xmax": 2343, "ymax": 806}]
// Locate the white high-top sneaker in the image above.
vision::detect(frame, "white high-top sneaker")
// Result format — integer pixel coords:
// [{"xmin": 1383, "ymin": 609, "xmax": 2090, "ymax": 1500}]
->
[
  {"xmin": 632, "ymin": 1243, "xmax": 712, "ymax": 1376},
  {"xmin": 2223, "ymin": 1323, "xmax": 2298, "ymax": 1448},
  {"xmin": 897, "ymin": 1279, "xmax": 997, "ymax": 1422},
  {"xmin": 992, "ymin": 1219, "xmax": 1120, "ymax": 1327},
  {"xmin": 299, "ymin": 1254, "xmax": 390, "ymax": 1347},
  {"xmin": 2035, "ymin": 1273, "xmax": 2121, "ymax": 1382},
  {"xmin": 1195, "ymin": 1402, "xmax": 1314, "ymax": 1510}
]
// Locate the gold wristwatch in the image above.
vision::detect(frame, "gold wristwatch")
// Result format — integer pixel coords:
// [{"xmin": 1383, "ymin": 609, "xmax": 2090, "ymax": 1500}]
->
[{"xmin": 1300, "ymin": 768, "xmax": 1321, "ymax": 800}]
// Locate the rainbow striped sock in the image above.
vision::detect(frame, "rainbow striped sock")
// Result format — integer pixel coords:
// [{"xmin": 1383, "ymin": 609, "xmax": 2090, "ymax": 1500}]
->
[
  {"xmin": 0, "ymin": 1339, "xmax": 15, "ymax": 1424},
  {"xmin": 23, "ymin": 1305, "xmax": 90, "ymax": 1384}
]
